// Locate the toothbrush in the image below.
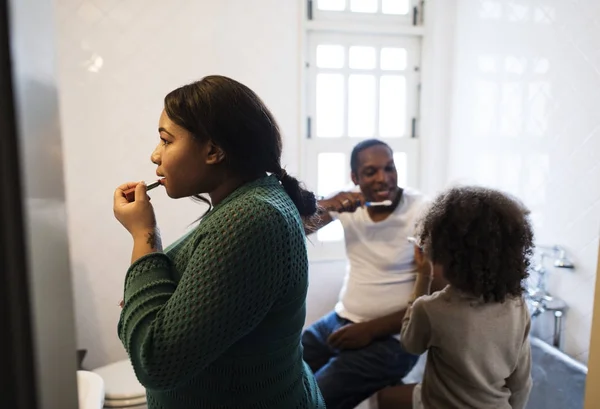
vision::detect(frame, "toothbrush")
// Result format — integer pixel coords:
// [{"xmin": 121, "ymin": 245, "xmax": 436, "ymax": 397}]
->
[
  {"xmin": 407, "ymin": 236, "xmax": 424, "ymax": 253},
  {"xmin": 322, "ymin": 199, "xmax": 393, "ymax": 212},
  {"xmin": 407, "ymin": 236, "xmax": 419, "ymax": 246},
  {"xmin": 124, "ymin": 179, "xmax": 164, "ymax": 202},
  {"xmin": 365, "ymin": 200, "xmax": 392, "ymax": 207}
]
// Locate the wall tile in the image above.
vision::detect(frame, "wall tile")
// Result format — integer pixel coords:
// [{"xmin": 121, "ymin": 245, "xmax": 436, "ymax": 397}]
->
[
  {"xmin": 54, "ymin": 0, "xmax": 302, "ymax": 369},
  {"xmin": 448, "ymin": 0, "xmax": 600, "ymax": 364}
]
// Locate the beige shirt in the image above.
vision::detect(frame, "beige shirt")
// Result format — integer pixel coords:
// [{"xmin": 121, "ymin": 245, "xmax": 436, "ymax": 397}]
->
[{"xmin": 401, "ymin": 286, "xmax": 532, "ymax": 409}]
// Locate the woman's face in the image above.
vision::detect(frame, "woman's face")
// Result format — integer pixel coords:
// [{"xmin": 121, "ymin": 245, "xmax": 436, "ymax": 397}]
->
[{"xmin": 150, "ymin": 110, "xmax": 221, "ymax": 198}]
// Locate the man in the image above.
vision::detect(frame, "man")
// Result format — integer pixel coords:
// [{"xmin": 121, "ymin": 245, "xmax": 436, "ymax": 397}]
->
[{"xmin": 303, "ymin": 139, "xmax": 446, "ymax": 409}]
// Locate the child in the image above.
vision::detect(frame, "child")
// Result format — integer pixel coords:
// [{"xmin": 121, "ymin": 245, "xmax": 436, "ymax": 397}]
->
[{"xmin": 378, "ymin": 186, "xmax": 534, "ymax": 409}]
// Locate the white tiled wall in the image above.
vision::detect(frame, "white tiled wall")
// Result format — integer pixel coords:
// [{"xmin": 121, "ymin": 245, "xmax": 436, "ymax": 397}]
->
[
  {"xmin": 53, "ymin": 0, "xmax": 303, "ymax": 369},
  {"xmin": 446, "ymin": 0, "xmax": 600, "ymax": 363},
  {"xmin": 54, "ymin": 0, "xmax": 600, "ymax": 370}
]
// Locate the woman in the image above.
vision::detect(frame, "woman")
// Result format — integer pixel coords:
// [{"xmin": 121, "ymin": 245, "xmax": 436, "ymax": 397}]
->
[{"xmin": 113, "ymin": 75, "xmax": 326, "ymax": 409}]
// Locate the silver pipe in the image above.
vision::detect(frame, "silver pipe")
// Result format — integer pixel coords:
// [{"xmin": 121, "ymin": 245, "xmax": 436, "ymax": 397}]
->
[{"xmin": 553, "ymin": 311, "xmax": 563, "ymax": 350}]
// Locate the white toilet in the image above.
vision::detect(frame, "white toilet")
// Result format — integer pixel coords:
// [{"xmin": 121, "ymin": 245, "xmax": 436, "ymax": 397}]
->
[
  {"xmin": 77, "ymin": 370, "xmax": 105, "ymax": 409},
  {"xmin": 93, "ymin": 359, "xmax": 147, "ymax": 409}
]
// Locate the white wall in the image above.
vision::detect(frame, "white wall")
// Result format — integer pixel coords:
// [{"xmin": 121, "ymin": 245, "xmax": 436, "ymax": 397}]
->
[
  {"xmin": 446, "ymin": 0, "xmax": 600, "ymax": 363},
  {"xmin": 54, "ymin": 0, "xmax": 303, "ymax": 369},
  {"xmin": 418, "ymin": 0, "xmax": 456, "ymax": 195},
  {"xmin": 55, "ymin": 0, "xmax": 600, "ymax": 369}
]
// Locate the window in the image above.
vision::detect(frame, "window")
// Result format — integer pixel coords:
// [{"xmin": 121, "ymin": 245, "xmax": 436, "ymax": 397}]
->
[
  {"xmin": 313, "ymin": 0, "xmax": 415, "ymax": 22},
  {"xmin": 303, "ymin": 0, "xmax": 423, "ymax": 260}
]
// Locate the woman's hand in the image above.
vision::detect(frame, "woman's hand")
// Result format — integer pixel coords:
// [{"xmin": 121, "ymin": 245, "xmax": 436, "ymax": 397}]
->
[{"xmin": 113, "ymin": 181, "xmax": 156, "ymax": 236}]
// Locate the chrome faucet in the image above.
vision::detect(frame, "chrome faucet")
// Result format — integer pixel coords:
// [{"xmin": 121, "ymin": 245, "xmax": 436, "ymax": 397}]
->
[
  {"xmin": 524, "ymin": 245, "xmax": 573, "ymax": 349},
  {"xmin": 536, "ymin": 245, "xmax": 575, "ymax": 269}
]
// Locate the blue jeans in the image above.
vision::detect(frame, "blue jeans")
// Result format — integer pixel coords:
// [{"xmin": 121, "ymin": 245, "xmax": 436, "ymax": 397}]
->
[{"xmin": 302, "ymin": 311, "xmax": 418, "ymax": 409}]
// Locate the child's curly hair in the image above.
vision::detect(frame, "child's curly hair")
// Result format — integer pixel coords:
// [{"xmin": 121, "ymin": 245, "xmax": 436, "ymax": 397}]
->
[{"xmin": 417, "ymin": 186, "xmax": 534, "ymax": 303}]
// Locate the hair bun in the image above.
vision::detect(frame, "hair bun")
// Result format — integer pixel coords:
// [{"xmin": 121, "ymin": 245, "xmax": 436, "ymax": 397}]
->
[
  {"xmin": 278, "ymin": 172, "xmax": 317, "ymax": 217},
  {"xmin": 277, "ymin": 169, "xmax": 288, "ymax": 181}
]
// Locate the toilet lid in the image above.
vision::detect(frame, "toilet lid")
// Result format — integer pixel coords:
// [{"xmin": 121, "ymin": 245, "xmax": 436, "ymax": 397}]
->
[{"xmin": 93, "ymin": 360, "xmax": 146, "ymax": 400}]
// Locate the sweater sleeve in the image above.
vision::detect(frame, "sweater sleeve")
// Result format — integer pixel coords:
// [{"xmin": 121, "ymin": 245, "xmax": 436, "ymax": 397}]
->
[
  {"xmin": 506, "ymin": 316, "xmax": 533, "ymax": 409},
  {"xmin": 400, "ymin": 297, "xmax": 431, "ymax": 355},
  {"xmin": 117, "ymin": 202, "xmax": 286, "ymax": 391}
]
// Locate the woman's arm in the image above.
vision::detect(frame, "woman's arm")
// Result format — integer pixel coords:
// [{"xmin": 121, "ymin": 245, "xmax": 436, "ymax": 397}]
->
[
  {"xmin": 130, "ymin": 228, "xmax": 162, "ymax": 263},
  {"xmin": 118, "ymin": 202, "xmax": 287, "ymax": 390}
]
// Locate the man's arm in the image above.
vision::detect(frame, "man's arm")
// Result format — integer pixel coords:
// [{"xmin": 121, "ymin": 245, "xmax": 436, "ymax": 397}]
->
[
  {"xmin": 327, "ymin": 308, "xmax": 409, "ymax": 350},
  {"xmin": 365, "ymin": 248, "xmax": 447, "ymax": 339},
  {"xmin": 329, "ymin": 274, "xmax": 436, "ymax": 351},
  {"xmin": 304, "ymin": 192, "xmax": 365, "ymax": 235},
  {"xmin": 363, "ymin": 309, "xmax": 407, "ymax": 339},
  {"xmin": 329, "ymin": 252, "xmax": 442, "ymax": 349},
  {"xmin": 304, "ymin": 206, "xmax": 334, "ymax": 235}
]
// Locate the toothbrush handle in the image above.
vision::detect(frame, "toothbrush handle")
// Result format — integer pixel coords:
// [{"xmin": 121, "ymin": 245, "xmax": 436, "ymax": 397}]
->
[{"xmin": 123, "ymin": 181, "xmax": 161, "ymax": 202}]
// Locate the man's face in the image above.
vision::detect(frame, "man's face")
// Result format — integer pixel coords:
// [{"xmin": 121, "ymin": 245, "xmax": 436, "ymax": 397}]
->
[{"xmin": 351, "ymin": 145, "xmax": 399, "ymax": 202}]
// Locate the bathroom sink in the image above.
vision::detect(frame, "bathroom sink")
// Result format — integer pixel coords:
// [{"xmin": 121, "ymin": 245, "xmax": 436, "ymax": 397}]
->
[{"xmin": 77, "ymin": 370, "xmax": 105, "ymax": 409}]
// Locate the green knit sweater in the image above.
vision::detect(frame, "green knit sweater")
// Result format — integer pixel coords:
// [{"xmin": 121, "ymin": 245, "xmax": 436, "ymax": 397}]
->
[{"xmin": 118, "ymin": 175, "xmax": 325, "ymax": 409}]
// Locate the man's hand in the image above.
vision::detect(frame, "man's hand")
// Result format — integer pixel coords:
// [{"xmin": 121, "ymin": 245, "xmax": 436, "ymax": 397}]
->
[
  {"xmin": 321, "ymin": 191, "xmax": 365, "ymax": 214},
  {"xmin": 327, "ymin": 322, "xmax": 375, "ymax": 350}
]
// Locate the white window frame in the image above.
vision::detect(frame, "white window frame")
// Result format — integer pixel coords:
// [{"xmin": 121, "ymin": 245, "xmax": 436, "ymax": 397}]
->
[
  {"xmin": 309, "ymin": 0, "xmax": 423, "ymax": 26},
  {"xmin": 300, "ymin": 0, "xmax": 425, "ymax": 261}
]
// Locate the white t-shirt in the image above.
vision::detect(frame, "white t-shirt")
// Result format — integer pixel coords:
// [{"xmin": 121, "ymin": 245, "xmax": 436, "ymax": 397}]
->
[{"xmin": 331, "ymin": 187, "xmax": 427, "ymax": 323}]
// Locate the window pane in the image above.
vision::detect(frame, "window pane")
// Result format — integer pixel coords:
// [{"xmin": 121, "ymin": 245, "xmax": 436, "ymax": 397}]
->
[
  {"xmin": 379, "ymin": 75, "xmax": 406, "ymax": 137},
  {"xmin": 500, "ymin": 82, "xmax": 522, "ymax": 137},
  {"xmin": 317, "ymin": 153, "xmax": 347, "ymax": 242},
  {"xmin": 348, "ymin": 75, "xmax": 376, "ymax": 137},
  {"xmin": 317, "ymin": 220, "xmax": 345, "ymax": 242},
  {"xmin": 380, "ymin": 48, "xmax": 407, "ymax": 70},
  {"xmin": 349, "ymin": 46, "xmax": 376, "ymax": 70},
  {"xmin": 316, "ymin": 74, "xmax": 344, "ymax": 137},
  {"xmin": 382, "ymin": 0, "xmax": 410, "ymax": 15},
  {"xmin": 318, "ymin": 0, "xmax": 346, "ymax": 11},
  {"xmin": 350, "ymin": 0, "xmax": 377, "ymax": 13},
  {"xmin": 317, "ymin": 45, "xmax": 345, "ymax": 69},
  {"xmin": 393, "ymin": 152, "xmax": 408, "ymax": 187},
  {"xmin": 318, "ymin": 153, "xmax": 346, "ymax": 197},
  {"xmin": 474, "ymin": 80, "xmax": 498, "ymax": 136},
  {"xmin": 477, "ymin": 55, "xmax": 498, "ymax": 73}
]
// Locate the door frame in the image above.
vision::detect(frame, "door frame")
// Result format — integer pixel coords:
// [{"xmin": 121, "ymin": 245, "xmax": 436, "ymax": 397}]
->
[
  {"xmin": 584, "ymin": 244, "xmax": 600, "ymax": 408},
  {"xmin": 0, "ymin": 0, "xmax": 38, "ymax": 406}
]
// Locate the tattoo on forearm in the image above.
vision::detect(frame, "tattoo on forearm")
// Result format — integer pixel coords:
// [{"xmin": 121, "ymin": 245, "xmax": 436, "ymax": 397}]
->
[{"xmin": 146, "ymin": 231, "xmax": 161, "ymax": 249}]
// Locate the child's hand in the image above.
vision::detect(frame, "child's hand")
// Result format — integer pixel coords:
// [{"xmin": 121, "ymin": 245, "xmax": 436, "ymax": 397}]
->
[
  {"xmin": 414, "ymin": 244, "xmax": 432, "ymax": 277},
  {"xmin": 409, "ymin": 245, "xmax": 435, "ymax": 302}
]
